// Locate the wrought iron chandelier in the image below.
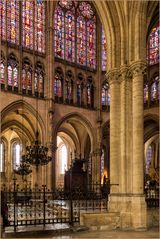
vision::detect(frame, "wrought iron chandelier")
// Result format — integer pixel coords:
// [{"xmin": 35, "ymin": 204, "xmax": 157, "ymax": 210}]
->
[
  {"xmin": 22, "ymin": 131, "xmax": 52, "ymax": 168},
  {"xmin": 14, "ymin": 161, "xmax": 32, "ymax": 178}
]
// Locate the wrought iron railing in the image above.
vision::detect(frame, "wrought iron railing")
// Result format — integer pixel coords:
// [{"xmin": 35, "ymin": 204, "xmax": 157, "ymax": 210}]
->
[
  {"xmin": 1, "ymin": 183, "xmax": 108, "ymax": 231},
  {"xmin": 144, "ymin": 184, "xmax": 159, "ymax": 208}
]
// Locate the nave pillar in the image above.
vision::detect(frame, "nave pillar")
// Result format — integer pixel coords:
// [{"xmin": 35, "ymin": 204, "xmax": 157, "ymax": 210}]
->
[
  {"xmin": 130, "ymin": 61, "xmax": 147, "ymax": 230},
  {"xmin": 106, "ymin": 69, "xmax": 120, "ymax": 196}
]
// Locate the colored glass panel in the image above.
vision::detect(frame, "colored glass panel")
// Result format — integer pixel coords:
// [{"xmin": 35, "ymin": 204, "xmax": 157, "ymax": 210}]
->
[
  {"xmin": 77, "ymin": 83, "xmax": 81, "ymax": 104},
  {"xmin": 102, "ymin": 27, "xmax": 107, "ymax": 71},
  {"xmin": 35, "ymin": 72, "xmax": 38, "ymax": 92},
  {"xmin": 59, "ymin": 0, "xmax": 73, "ymax": 9},
  {"xmin": 54, "ymin": 7, "xmax": 64, "ymax": 58},
  {"xmin": 151, "ymin": 82, "xmax": 157, "ymax": 101},
  {"xmin": 65, "ymin": 12, "xmax": 75, "ymax": 62},
  {"xmin": 35, "ymin": 66, "xmax": 44, "ymax": 94},
  {"xmin": 77, "ymin": 16, "xmax": 86, "ymax": 66},
  {"xmin": 35, "ymin": 0, "xmax": 45, "ymax": 53},
  {"xmin": 144, "ymin": 84, "xmax": 148, "ymax": 103},
  {"xmin": 22, "ymin": 0, "xmax": 33, "ymax": 49},
  {"xmin": 148, "ymin": 22, "xmax": 160, "ymax": 65},
  {"xmin": 87, "ymin": 20, "xmax": 96, "ymax": 69},
  {"xmin": 0, "ymin": 0, "xmax": 6, "ymax": 40},
  {"xmin": 0, "ymin": 60, "xmax": 5, "ymax": 84},
  {"xmin": 66, "ymin": 80, "xmax": 73, "ymax": 100},
  {"xmin": 7, "ymin": 0, "xmax": 19, "ymax": 44},
  {"xmin": 102, "ymin": 83, "xmax": 110, "ymax": 106},
  {"xmin": 54, "ymin": 75, "xmax": 62, "ymax": 97},
  {"xmin": 22, "ymin": 69, "xmax": 26, "ymax": 89},
  {"xmin": 146, "ymin": 145, "xmax": 152, "ymax": 174},
  {"xmin": 79, "ymin": 2, "xmax": 94, "ymax": 19},
  {"xmin": 13, "ymin": 67, "xmax": 18, "ymax": 87},
  {"xmin": 27, "ymin": 71, "xmax": 32, "ymax": 90},
  {"xmin": 39, "ymin": 73, "xmax": 44, "ymax": 93},
  {"xmin": 8, "ymin": 65, "xmax": 13, "ymax": 86}
]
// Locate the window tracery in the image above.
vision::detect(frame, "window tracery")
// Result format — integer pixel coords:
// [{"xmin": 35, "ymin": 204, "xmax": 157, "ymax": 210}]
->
[
  {"xmin": 22, "ymin": 59, "xmax": 32, "ymax": 93},
  {"xmin": 65, "ymin": 71, "xmax": 73, "ymax": 104},
  {"xmin": 0, "ymin": 54, "xmax": 5, "ymax": 84},
  {"xmin": 7, "ymin": 55, "xmax": 18, "ymax": 88},
  {"xmin": 35, "ymin": 63, "xmax": 44, "ymax": 97},
  {"xmin": 102, "ymin": 81, "xmax": 110, "ymax": 110},
  {"xmin": 54, "ymin": 1, "xmax": 96, "ymax": 69},
  {"xmin": 54, "ymin": 68, "xmax": 63, "ymax": 102},
  {"xmin": 86, "ymin": 77, "xmax": 94, "ymax": 108}
]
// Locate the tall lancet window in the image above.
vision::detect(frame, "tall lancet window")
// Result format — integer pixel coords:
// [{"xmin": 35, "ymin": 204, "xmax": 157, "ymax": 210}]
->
[
  {"xmin": 54, "ymin": 1, "xmax": 96, "ymax": 69},
  {"xmin": 148, "ymin": 22, "xmax": 160, "ymax": 65},
  {"xmin": 7, "ymin": 0, "xmax": 19, "ymax": 44}
]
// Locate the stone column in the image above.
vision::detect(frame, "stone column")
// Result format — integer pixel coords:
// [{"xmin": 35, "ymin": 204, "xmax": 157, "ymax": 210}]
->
[
  {"xmin": 106, "ymin": 69, "xmax": 120, "ymax": 194},
  {"xmin": 45, "ymin": 8, "xmax": 55, "ymax": 190},
  {"xmin": 131, "ymin": 61, "xmax": 146, "ymax": 194},
  {"xmin": 130, "ymin": 61, "xmax": 147, "ymax": 230}
]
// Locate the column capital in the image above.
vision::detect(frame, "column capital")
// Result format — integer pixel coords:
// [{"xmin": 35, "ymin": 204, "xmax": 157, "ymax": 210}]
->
[
  {"xmin": 130, "ymin": 61, "xmax": 147, "ymax": 78},
  {"xmin": 106, "ymin": 68, "xmax": 120, "ymax": 85},
  {"xmin": 119, "ymin": 65, "xmax": 132, "ymax": 83}
]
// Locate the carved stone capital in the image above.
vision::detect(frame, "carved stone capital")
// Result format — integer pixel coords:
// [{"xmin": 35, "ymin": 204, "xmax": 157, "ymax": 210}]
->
[
  {"xmin": 130, "ymin": 61, "xmax": 147, "ymax": 78},
  {"xmin": 119, "ymin": 65, "xmax": 132, "ymax": 83},
  {"xmin": 106, "ymin": 68, "xmax": 120, "ymax": 85}
]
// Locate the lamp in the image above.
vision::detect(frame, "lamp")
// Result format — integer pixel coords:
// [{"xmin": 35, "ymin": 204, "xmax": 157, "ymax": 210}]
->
[
  {"xmin": 22, "ymin": 131, "xmax": 52, "ymax": 169},
  {"xmin": 14, "ymin": 160, "xmax": 32, "ymax": 179}
]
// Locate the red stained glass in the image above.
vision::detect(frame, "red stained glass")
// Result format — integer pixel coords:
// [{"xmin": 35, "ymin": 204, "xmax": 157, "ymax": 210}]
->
[
  {"xmin": 148, "ymin": 22, "xmax": 160, "ymax": 65},
  {"xmin": 22, "ymin": 0, "xmax": 33, "ymax": 49},
  {"xmin": 7, "ymin": 0, "xmax": 19, "ymax": 44},
  {"xmin": 54, "ymin": 1, "xmax": 96, "ymax": 69},
  {"xmin": 0, "ymin": 0, "xmax": 6, "ymax": 40},
  {"xmin": 35, "ymin": 0, "xmax": 45, "ymax": 53},
  {"xmin": 87, "ymin": 20, "xmax": 96, "ymax": 69},
  {"xmin": 54, "ymin": 7, "xmax": 64, "ymax": 58},
  {"xmin": 102, "ymin": 27, "xmax": 107, "ymax": 71},
  {"xmin": 65, "ymin": 12, "xmax": 75, "ymax": 62},
  {"xmin": 0, "ymin": 59, "xmax": 5, "ymax": 84},
  {"xmin": 77, "ymin": 16, "xmax": 86, "ymax": 66}
]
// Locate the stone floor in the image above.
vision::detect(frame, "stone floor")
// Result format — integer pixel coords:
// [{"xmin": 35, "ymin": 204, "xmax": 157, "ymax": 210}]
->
[{"xmin": 3, "ymin": 226, "xmax": 159, "ymax": 239}]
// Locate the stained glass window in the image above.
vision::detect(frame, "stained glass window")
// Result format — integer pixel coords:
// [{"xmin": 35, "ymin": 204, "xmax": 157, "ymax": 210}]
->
[
  {"xmin": 0, "ymin": 0, "xmax": 6, "ymax": 40},
  {"xmin": 0, "ymin": 142, "xmax": 5, "ymax": 172},
  {"xmin": 7, "ymin": 56, "xmax": 18, "ymax": 87},
  {"xmin": 13, "ymin": 142, "xmax": 22, "ymax": 170},
  {"xmin": 151, "ymin": 82, "xmax": 157, "ymax": 101},
  {"xmin": 77, "ymin": 16, "xmax": 86, "ymax": 66},
  {"xmin": 54, "ymin": 73, "xmax": 62, "ymax": 97},
  {"xmin": 54, "ymin": 7, "xmax": 64, "ymax": 58},
  {"xmin": 54, "ymin": 1, "xmax": 96, "ymax": 69},
  {"xmin": 102, "ymin": 82, "xmax": 110, "ymax": 107},
  {"xmin": 35, "ymin": 0, "xmax": 45, "ymax": 53},
  {"xmin": 22, "ymin": 60, "xmax": 32, "ymax": 91},
  {"xmin": 144, "ymin": 84, "xmax": 148, "ymax": 103},
  {"xmin": 77, "ymin": 74, "xmax": 84, "ymax": 106},
  {"xmin": 87, "ymin": 20, "xmax": 96, "ymax": 69},
  {"xmin": 65, "ymin": 71, "xmax": 73, "ymax": 103},
  {"xmin": 146, "ymin": 145, "xmax": 152, "ymax": 174},
  {"xmin": 22, "ymin": 0, "xmax": 33, "ymax": 49},
  {"xmin": 0, "ymin": 57, "xmax": 5, "ymax": 84},
  {"xmin": 65, "ymin": 11, "xmax": 75, "ymax": 62},
  {"xmin": 148, "ymin": 22, "xmax": 160, "ymax": 65},
  {"xmin": 7, "ymin": 0, "xmax": 19, "ymax": 44},
  {"xmin": 35, "ymin": 64, "xmax": 44, "ymax": 95},
  {"xmin": 102, "ymin": 27, "xmax": 107, "ymax": 71},
  {"xmin": 86, "ymin": 79, "xmax": 94, "ymax": 107}
]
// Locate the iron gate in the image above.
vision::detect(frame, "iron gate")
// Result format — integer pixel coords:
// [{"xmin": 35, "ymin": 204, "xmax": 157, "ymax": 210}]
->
[{"xmin": 2, "ymin": 183, "xmax": 108, "ymax": 231}]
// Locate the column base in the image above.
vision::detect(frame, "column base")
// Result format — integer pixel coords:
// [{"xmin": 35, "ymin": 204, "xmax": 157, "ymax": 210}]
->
[{"xmin": 108, "ymin": 194, "xmax": 147, "ymax": 230}]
